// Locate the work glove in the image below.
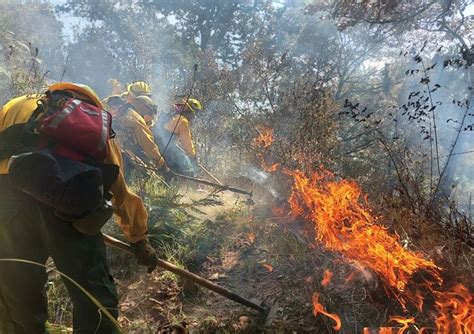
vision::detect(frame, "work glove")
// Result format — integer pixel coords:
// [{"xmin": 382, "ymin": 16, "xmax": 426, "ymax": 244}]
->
[
  {"xmin": 131, "ymin": 238, "xmax": 158, "ymax": 273},
  {"xmin": 157, "ymin": 157, "xmax": 166, "ymax": 168}
]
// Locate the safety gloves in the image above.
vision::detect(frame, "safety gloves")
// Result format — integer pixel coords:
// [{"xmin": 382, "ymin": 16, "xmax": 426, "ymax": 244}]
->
[{"xmin": 131, "ymin": 238, "xmax": 158, "ymax": 273}]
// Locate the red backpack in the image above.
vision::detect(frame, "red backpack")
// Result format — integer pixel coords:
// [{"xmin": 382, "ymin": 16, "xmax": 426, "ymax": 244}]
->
[
  {"xmin": 34, "ymin": 91, "xmax": 114, "ymax": 161},
  {"xmin": 5, "ymin": 90, "xmax": 118, "ymax": 222}
]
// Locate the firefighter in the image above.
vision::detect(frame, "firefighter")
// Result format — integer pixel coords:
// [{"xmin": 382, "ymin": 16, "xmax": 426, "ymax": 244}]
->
[
  {"xmin": 0, "ymin": 83, "xmax": 158, "ymax": 333},
  {"xmin": 103, "ymin": 81, "xmax": 167, "ymax": 179},
  {"xmin": 105, "ymin": 80, "xmax": 152, "ymax": 103},
  {"xmin": 152, "ymin": 97, "xmax": 202, "ymax": 178}
]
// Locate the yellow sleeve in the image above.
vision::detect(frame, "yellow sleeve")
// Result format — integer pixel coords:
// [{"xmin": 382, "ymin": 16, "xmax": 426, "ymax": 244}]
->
[
  {"xmin": 0, "ymin": 95, "xmax": 41, "ymax": 131},
  {"xmin": 106, "ymin": 139, "xmax": 148, "ymax": 243},
  {"xmin": 0, "ymin": 95, "xmax": 42, "ymax": 174},
  {"xmin": 128, "ymin": 109, "xmax": 165, "ymax": 166},
  {"xmin": 176, "ymin": 117, "xmax": 196, "ymax": 156}
]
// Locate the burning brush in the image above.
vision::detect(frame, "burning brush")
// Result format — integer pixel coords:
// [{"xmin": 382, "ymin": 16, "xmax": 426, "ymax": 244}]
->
[
  {"xmin": 250, "ymin": 124, "xmax": 473, "ymax": 332},
  {"xmin": 287, "ymin": 169, "xmax": 473, "ymax": 332}
]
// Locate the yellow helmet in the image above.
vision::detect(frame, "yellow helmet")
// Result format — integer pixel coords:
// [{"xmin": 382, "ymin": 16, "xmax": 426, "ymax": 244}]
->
[
  {"xmin": 127, "ymin": 81, "xmax": 152, "ymax": 97},
  {"xmin": 185, "ymin": 98, "xmax": 202, "ymax": 113},
  {"xmin": 48, "ymin": 82, "xmax": 102, "ymax": 108}
]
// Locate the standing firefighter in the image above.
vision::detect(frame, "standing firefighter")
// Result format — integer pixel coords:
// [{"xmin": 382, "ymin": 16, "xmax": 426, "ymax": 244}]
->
[
  {"xmin": 0, "ymin": 83, "xmax": 158, "ymax": 333},
  {"xmin": 103, "ymin": 81, "xmax": 167, "ymax": 180},
  {"xmin": 153, "ymin": 97, "xmax": 202, "ymax": 178}
]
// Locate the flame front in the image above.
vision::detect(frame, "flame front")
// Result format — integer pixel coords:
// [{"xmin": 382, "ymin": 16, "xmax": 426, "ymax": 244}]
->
[
  {"xmin": 288, "ymin": 170, "xmax": 440, "ymax": 296},
  {"xmin": 312, "ymin": 293, "xmax": 342, "ymax": 331},
  {"xmin": 288, "ymin": 169, "xmax": 474, "ymax": 331}
]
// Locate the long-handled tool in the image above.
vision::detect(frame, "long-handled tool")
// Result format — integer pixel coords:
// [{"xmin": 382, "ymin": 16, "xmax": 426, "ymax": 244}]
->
[
  {"xmin": 103, "ymin": 234, "xmax": 275, "ymax": 324},
  {"xmin": 133, "ymin": 162, "xmax": 252, "ymax": 197},
  {"xmin": 170, "ymin": 170, "xmax": 252, "ymax": 196},
  {"xmin": 174, "ymin": 145, "xmax": 224, "ymax": 186},
  {"xmin": 197, "ymin": 162, "xmax": 223, "ymax": 186},
  {"xmin": 121, "ymin": 149, "xmax": 170, "ymax": 188}
]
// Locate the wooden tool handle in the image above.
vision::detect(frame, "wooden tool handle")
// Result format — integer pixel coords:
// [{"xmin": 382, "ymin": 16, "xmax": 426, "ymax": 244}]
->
[{"xmin": 103, "ymin": 234, "xmax": 266, "ymax": 313}]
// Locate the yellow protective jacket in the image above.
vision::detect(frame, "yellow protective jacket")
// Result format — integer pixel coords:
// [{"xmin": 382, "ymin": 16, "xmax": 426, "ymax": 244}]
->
[
  {"xmin": 117, "ymin": 106, "xmax": 165, "ymax": 166},
  {"xmin": 0, "ymin": 95, "xmax": 148, "ymax": 243},
  {"xmin": 163, "ymin": 115, "xmax": 196, "ymax": 157}
]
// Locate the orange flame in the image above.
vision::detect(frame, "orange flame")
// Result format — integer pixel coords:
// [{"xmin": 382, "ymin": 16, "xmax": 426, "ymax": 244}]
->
[
  {"xmin": 288, "ymin": 169, "xmax": 474, "ymax": 330},
  {"xmin": 248, "ymin": 232, "xmax": 256, "ymax": 244},
  {"xmin": 252, "ymin": 127, "xmax": 275, "ymax": 149},
  {"xmin": 257, "ymin": 153, "xmax": 280, "ymax": 172},
  {"xmin": 321, "ymin": 269, "xmax": 333, "ymax": 287},
  {"xmin": 288, "ymin": 170, "xmax": 441, "ymax": 303},
  {"xmin": 345, "ymin": 272, "xmax": 356, "ymax": 284},
  {"xmin": 312, "ymin": 293, "xmax": 342, "ymax": 331},
  {"xmin": 434, "ymin": 284, "xmax": 474, "ymax": 333},
  {"xmin": 389, "ymin": 316, "xmax": 415, "ymax": 333},
  {"xmin": 254, "ymin": 126, "xmax": 279, "ymax": 172}
]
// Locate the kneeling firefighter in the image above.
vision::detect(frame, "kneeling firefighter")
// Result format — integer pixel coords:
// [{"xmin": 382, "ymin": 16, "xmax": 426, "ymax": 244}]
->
[
  {"xmin": 0, "ymin": 83, "xmax": 158, "ymax": 333},
  {"xmin": 152, "ymin": 97, "xmax": 202, "ymax": 178}
]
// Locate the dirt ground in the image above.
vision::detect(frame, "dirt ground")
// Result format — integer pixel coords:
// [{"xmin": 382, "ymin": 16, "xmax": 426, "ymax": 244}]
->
[{"xmin": 110, "ymin": 188, "xmax": 327, "ymax": 333}]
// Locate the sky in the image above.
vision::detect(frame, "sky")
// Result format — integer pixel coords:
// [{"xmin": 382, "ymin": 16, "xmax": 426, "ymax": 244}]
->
[
  {"xmin": 465, "ymin": 4, "xmax": 474, "ymax": 16},
  {"xmin": 48, "ymin": 0, "xmax": 84, "ymax": 40}
]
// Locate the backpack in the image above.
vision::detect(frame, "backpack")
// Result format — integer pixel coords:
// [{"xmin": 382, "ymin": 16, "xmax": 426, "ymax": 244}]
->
[
  {"xmin": 0, "ymin": 91, "xmax": 115, "ymax": 161},
  {"xmin": 1, "ymin": 91, "xmax": 119, "ymax": 226},
  {"xmin": 34, "ymin": 90, "xmax": 114, "ymax": 161}
]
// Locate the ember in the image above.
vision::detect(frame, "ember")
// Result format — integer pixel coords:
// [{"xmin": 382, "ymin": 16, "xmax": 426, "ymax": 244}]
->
[
  {"xmin": 344, "ymin": 272, "xmax": 356, "ymax": 284},
  {"xmin": 247, "ymin": 232, "xmax": 256, "ymax": 244},
  {"xmin": 252, "ymin": 126, "xmax": 275, "ymax": 149},
  {"xmin": 257, "ymin": 153, "xmax": 280, "ymax": 172},
  {"xmin": 321, "ymin": 269, "xmax": 333, "ymax": 287},
  {"xmin": 262, "ymin": 263, "xmax": 274, "ymax": 272}
]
